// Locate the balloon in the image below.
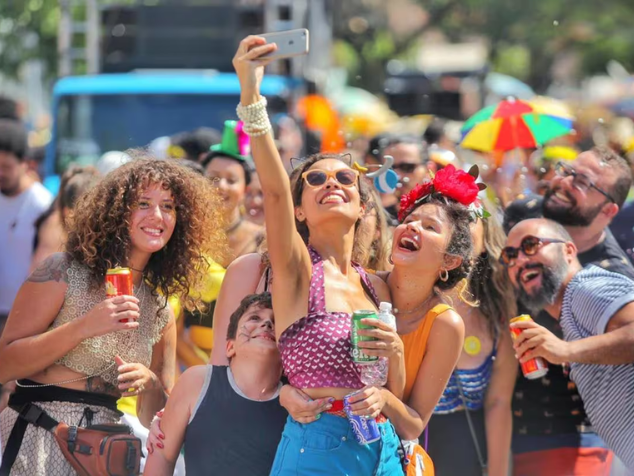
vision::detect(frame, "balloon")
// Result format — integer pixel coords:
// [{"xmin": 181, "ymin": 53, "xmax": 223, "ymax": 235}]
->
[{"xmin": 374, "ymin": 169, "xmax": 399, "ymax": 194}]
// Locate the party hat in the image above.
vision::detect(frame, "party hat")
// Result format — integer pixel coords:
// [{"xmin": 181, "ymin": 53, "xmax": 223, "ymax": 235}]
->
[{"xmin": 208, "ymin": 120, "xmax": 250, "ymax": 162}]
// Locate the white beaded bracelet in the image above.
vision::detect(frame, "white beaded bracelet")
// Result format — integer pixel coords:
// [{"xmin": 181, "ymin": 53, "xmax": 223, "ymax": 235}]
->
[
  {"xmin": 237, "ymin": 96, "xmax": 272, "ymax": 137},
  {"xmin": 243, "ymin": 127, "xmax": 271, "ymax": 137}
]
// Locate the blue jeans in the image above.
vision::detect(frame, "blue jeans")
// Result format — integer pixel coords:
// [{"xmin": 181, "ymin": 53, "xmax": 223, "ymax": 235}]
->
[{"xmin": 270, "ymin": 414, "xmax": 402, "ymax": 476}]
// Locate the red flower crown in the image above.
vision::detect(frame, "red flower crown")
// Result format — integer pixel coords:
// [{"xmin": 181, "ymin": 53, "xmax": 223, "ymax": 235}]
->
[{"xmin": 398, "ymin": 164, "xmax": 487, "ymax": 222}]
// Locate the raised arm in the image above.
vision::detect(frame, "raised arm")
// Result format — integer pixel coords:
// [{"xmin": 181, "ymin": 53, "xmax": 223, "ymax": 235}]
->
[
  {"xmin": 232, "ymin": 37, "xmax": 311, "ymax": 323},
  {"xmin": 210, "ymin": 253, "xmax": 263, "ymax": 365},
  {"xmin": 0, "ymin": 253, "xmax": 140, "ymax": 383}
]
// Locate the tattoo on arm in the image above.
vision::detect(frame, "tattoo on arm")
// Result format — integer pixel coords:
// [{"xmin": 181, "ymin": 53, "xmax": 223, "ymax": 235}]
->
[{"xmin": 27, "ymin": 253, "xmax": 70, "ymax": 284}]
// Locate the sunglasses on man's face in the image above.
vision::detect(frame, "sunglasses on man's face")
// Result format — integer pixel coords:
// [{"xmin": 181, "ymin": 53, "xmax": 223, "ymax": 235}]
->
[
  {"xmin": 392, "ymin": 163, "xmax": 421, "ymax": 174},
  {"xmin": 499, "ymin": 235, "xmax": 567, "ymax": 268},
  {"xmin": 301, "ymin": 169, "xmax": 359, "ymax": 188}
]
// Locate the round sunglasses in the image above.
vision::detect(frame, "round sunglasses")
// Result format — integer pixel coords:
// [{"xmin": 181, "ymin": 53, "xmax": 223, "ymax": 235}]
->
[
  {"xmin": 301, "ymin": 169, "xmax": 359, "ymax": 188},
  {"xmin": 499, "ymin": 235, "xmax": 566, "ymax": 268}
]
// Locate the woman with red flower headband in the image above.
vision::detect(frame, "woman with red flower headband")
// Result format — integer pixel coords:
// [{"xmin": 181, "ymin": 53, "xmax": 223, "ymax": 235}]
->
[
  {"xmin": 360, "ymin": 165, "xmax": 479, "ymax": 443},
  {"xmin": 281, "ymin": 165, "xmax": 490, "ymax": 455}
]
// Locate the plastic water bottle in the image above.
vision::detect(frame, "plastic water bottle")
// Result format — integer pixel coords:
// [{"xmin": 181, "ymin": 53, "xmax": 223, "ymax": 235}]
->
[{"xmin": 360, "ymin": 302, "xmax": 396, "ymax": 386}]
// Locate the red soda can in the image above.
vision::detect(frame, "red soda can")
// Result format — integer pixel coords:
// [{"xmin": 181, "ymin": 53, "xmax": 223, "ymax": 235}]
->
[
  {"xmin": 510, "ymin": 314, "xmax": 549, "ymax": 379},
  {"xmin": 106, "ymin": 268, "xmax": 134, "ymax": 322}
]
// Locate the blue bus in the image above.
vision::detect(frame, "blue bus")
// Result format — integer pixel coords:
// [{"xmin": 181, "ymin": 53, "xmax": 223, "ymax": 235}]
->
[{"xmin": 44, "ymin": 71, "xmax": 295, "ymax": 194}]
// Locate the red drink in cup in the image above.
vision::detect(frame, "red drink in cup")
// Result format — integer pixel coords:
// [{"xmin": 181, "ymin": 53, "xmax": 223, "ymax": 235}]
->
[
  {"xmin": 510, "ymin": 314, "xmax": 549, "ymax": 379},
  {"xmin": 106, "ymin": 267, "xmax": 134, "ymax": 322}
]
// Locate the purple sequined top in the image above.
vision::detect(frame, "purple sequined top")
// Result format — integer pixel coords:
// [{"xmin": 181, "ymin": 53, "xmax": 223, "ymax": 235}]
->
[{"xmin": 278, "ymin": 246, "xmax": 380, "ymax": 389}]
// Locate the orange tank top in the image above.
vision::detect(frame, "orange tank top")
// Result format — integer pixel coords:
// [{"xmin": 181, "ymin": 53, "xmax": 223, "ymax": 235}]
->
[{"xmin": 401, "ymin": 303, "xmax": 453, "ymax": 402}]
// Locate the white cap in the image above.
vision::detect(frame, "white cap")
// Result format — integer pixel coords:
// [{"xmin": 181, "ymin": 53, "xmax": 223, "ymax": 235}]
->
[
  {"xmin": 96, "ymin": 151, "xmax": 132, "ymax": 176},
  {"xmin": 379, "ymin": 302, "xmax": 392, "ymax": 312}
]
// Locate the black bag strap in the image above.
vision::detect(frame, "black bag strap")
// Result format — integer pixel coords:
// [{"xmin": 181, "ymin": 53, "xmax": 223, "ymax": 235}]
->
[
  {"xmin": 456, "ymin": 378, "xmax": 488, "ymax": 475},
  {"xmin": 0, "ymin": 403, "xmax": 60, "ymax": 475}
]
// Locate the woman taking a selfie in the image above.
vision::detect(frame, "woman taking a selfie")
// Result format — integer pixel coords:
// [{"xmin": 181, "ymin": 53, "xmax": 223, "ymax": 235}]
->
[{"xmin": 234, "ymin": 36, "xmax": 404, "ymax": 475}]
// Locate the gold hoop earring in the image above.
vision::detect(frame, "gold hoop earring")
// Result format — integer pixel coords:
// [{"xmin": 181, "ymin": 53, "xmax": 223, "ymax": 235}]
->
[{"xmin": 439, "ymin": 268, "xmax": 449, "ymax": 282}]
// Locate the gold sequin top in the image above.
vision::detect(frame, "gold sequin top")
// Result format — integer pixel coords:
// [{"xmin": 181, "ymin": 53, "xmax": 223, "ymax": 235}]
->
[{"xmin": 50, "ymin": 260, "xmax": 170, "ymax": 387}]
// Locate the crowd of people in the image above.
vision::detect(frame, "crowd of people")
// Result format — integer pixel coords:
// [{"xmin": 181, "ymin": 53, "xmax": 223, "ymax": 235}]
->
[{"xmin": 0, "ymin": 35, "xmax": 633, "ymax": 476}]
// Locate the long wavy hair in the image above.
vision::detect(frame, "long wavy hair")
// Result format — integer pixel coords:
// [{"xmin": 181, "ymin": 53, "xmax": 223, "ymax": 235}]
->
[
  {"xmin": 65, "ymin": 155, "xmax": 227, "ymax": 311},
  {"xmin": 356, "ymin": 189, "xmax": 393, "ymax": 271},
  {"xmin": 469, "ymin": 202, "xmax": 517, "ymax": 335}
]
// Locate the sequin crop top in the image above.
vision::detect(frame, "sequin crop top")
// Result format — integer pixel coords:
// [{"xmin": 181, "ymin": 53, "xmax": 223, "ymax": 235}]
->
[
  {"xmin": 277, "ymin": 246, "xmax": 380, "ymax": 389},
  {"xmin": 49, "ymin": 259, "xmax": 170, "ymax": 387},
  {"xmin": 434, "ymin": 332, "xmax": 498, "ymax": 414}
]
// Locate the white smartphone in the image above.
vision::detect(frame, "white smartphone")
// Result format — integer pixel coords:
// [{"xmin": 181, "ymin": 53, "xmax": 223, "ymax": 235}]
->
[{"xmin": 259, "ymin": 29, "xmax": 309, "ymax": 60}]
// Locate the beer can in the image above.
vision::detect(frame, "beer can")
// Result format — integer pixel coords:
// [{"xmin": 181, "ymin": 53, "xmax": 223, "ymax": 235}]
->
[
  {"xmin": 106, "ymin": 268, "xmax": 134, "ymax": 323},
  {"xmin": 343, "ymin": 391, "xmax": 381, "ymax": 445},
  {"xmin": 510, "ymin": 314, "xmax": 549, "ymax": 380},
  {"xmin": 105, "ymin": 267, "xmax": 133, "ymax": 297},
  {"xmin": 351, "ymin": 310, "xmax": 378, "ymax": 364}
]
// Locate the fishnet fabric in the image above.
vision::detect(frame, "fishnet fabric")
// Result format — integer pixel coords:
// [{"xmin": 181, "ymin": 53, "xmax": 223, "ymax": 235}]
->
[
  {"xmin": 50, "ymin": 260, "xmax": 170, "ymax": 387},
  {"xmin": 0, "ymin": 401, "xmax": 120, "ymax": 476}
]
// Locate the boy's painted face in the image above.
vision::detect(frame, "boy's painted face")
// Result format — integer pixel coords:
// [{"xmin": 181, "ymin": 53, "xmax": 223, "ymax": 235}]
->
[{"xmin": 226, "ymin": 305, "xmax": 277, "ymax": 360}]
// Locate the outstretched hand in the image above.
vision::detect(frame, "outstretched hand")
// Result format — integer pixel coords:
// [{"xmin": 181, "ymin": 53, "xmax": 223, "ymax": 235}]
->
[{"xmin": 233, "ymin": 36, "xmax": 277, "ymax": 105}]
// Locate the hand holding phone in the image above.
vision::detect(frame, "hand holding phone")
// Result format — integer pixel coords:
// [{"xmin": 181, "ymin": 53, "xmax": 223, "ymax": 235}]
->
[{"xmin": 258, "ymin": 29, "xmax": 309, "ymax": 60}]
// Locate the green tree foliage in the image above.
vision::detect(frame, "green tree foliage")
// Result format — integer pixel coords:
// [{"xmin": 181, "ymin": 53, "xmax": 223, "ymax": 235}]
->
[
  {"xmin": 2, "ymin": 0, "xmax": 634, "ymax": 91},
  {"xmin": 0, "ymin": 0, "xmax": 134, "ymax": 80},
  {"xmin": 0, "ymin": 0, "xmax": 59, "ymax": 78},
  {"xmin": 334, "ymin": 0, "xmax": 634, "ymax": 92},
  {"xmin": 421, "ymin": 0, "xmax": 634, "ymax": 90}
]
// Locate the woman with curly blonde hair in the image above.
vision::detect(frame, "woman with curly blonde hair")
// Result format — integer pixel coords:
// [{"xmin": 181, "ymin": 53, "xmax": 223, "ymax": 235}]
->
[{"xmin": 0, "ymin": 157, "xmax": 225, "ymax": 475}]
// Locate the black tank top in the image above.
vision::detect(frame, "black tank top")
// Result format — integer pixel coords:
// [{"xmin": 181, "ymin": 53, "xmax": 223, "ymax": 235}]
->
[{"xmin": 184, "ymin": 365, "xmax": 287, "ymax": 476}]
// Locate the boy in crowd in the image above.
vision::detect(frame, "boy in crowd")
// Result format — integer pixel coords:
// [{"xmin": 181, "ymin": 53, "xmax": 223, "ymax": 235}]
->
[{"xmin": 144, "ymin": 293, "xmax": 288, "ymax": 476}]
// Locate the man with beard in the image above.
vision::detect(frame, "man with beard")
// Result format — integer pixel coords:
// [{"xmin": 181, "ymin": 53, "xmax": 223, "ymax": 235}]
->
[
  {"xmin": 503, "ymin": 147, "xmax": 634, "ymax": 475},
  {"xmin": 542, "ymin": 147, "xmax": 633, "ymax": 278},
  {"xmin": 504, "ymin": 218, "xmax": 634, "ymax": 473},
  {"xmin": 505, "ymin": 147, "xmax": 633, "ymax": 278},
  {"xmin": 0, "ymin": 120, "xmax": 52, "ymax": 332}
]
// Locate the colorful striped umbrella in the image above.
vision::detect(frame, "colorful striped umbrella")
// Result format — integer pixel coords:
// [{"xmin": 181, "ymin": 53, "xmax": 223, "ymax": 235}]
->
[{"xmin": 460, "ymin": 97, "xmax": 574, "ymax": 152}]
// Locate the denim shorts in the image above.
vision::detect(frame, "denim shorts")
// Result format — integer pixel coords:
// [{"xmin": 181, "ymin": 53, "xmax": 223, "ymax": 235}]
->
[{"xmin": 269, "ymin": 414, "xmax": 402, "ymax": 476}]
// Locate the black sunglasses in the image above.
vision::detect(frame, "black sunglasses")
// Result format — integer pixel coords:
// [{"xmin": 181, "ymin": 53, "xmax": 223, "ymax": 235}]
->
[
  {"xmin": 554, "ymin": 162, "xmax": 616, "ymax": 203},
  {"xmin": 392, "ymin": 163, "xmax": 421, "ymax": 174},
  {"xmin": 499, "ymin": 236, "xmax": 567, "ymax": 268}
]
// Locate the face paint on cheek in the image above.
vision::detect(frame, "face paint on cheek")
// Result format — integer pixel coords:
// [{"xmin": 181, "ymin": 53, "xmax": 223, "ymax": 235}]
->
[{"xmin": 237, "ymin": 323, "xmax": 252, "ymax": 342}]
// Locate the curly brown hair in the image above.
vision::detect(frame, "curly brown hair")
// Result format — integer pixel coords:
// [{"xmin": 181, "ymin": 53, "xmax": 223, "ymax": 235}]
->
[{"xmin": 65, "ymin": 155, "xmax": 227, "ymax": 311}]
